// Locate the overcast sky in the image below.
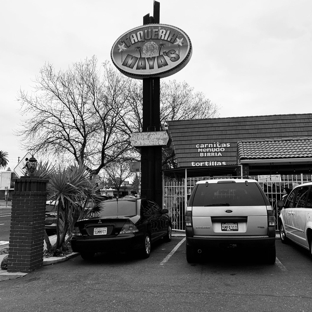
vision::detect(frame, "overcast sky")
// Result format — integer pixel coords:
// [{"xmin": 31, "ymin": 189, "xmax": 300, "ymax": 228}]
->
[{"xmin": 1, "ymin": 0, "xmax": 311, "ymax": 170}]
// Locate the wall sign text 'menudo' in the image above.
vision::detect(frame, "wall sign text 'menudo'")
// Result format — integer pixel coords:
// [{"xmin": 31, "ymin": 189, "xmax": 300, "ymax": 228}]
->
[{"xmin": 111, "ymin": 24, "xmax": 192, "ymax": 79}]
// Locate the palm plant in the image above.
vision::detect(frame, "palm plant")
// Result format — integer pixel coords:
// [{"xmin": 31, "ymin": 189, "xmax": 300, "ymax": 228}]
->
[
  {"xmin": 47, "ymin": 166, "xmax": 94, "ymax": 254},
  {"xmin": 0, "ymin": 150, "xmax": 9, "ymax": 169},
  {"xmin": 36, "ymin": 162, "xmax": 100, "ymax": 255}
]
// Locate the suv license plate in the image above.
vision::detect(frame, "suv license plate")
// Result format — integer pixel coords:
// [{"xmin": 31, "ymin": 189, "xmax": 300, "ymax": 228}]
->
[
  {"xmin": 94, "ymin": 227, "xmax": 107, "ymax": 235},
  {"xmin": 221, "ymin": 223, "xmax": 238, "ymax": 231}
]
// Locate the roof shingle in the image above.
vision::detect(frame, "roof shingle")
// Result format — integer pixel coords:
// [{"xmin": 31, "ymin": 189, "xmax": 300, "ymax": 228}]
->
[{"xmin": 238, "ymin": 138, "xmax": 312, "ymax": 160}]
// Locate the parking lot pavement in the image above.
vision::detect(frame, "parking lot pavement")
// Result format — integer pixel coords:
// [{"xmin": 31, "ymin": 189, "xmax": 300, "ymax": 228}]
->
[
  {"xmin": 0, "ymin": 231, "xmax": 185, "ymax": 280},
  {"xmin": 1, "ymin": 231, "xmax": 283, "ymax": 282},
  {"xmin": 0, "ymin": 250, "xmax": 79, "ymax": 281},
  {"xmin": 1, "ymin": 236, "xmax": 312, "ymax": 312},
  {"xmin": 0, "ymin": 234, "xmax": 78, "ymax": 281}
]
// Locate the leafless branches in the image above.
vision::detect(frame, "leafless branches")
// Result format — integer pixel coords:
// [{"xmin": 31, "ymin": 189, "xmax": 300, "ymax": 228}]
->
[{"xmin": 18, "ymin": 56, "xmax": 218, "ymax": 173}]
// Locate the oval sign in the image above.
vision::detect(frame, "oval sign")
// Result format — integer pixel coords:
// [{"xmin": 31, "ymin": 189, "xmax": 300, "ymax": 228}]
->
[{"xmin": 111, "ymin": 24, "xmax": 192, "ymax": 79}]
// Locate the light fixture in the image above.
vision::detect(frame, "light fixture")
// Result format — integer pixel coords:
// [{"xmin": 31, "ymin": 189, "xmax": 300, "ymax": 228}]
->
[{"xmin": 27, "ymin": 155, "xmax": 38, "ymax": 177}]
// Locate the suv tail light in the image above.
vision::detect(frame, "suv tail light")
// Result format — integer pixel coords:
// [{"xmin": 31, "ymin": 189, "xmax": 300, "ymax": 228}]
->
[
  {"xmin": 267, "ymin": 210, "xmax": 276, "ymax": 237},
  {"xmin": 185, "ymin": 211, "xmax": 193, "ymax": 227},
  {"xmin": 185, "ymin": 210, "xmax": 194, "ymax": 237}
]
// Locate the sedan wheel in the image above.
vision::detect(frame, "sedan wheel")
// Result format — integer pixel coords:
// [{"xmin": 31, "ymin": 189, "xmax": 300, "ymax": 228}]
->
[
  {"xmin": 80, "ymin": 252, "xmax": 95, "ymax": 261},
  {"xmin": 139, "ymin": 234, "xmax": 151, "ymax": 259},
  {"xmin": 309, "ymin": 238, "xmax": 312, "ymax": 259},
  {"xmin": 280, "ymin": 222, "xmax": 288, "ymax": 244},
  {"xmin": 163, "ymin": 225, "xmax": 172, "ymax": 242}
]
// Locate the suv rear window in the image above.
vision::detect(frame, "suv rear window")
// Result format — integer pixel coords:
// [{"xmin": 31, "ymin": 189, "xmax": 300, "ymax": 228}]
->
[{"xmin": 190, "ymin": 182, "xmax": 268, "ymax": 207}]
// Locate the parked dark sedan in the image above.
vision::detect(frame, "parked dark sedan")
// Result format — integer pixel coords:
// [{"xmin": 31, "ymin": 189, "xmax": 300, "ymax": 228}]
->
[
  {"xmin": 71, "ymin": 197, "xmax": 172, "ymax": 260},
  {"xmin": 45, "ymin": 200, "xmax": 58, "ymax": 235}
]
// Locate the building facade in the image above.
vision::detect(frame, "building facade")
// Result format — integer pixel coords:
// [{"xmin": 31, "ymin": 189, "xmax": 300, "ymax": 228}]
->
[
  {"xmin": 164, "ymin": 113, "xmax": 312, "ymax": 230},
  {"xmin": 167, "ymin": 113, "xmax": 312, "ymax": 178}
]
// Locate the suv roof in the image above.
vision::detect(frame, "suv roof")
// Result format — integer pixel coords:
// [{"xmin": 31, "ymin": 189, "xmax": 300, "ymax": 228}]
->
[{"xmin": 195, "ymin": 179, "xmax": 258, "ymax": 184}]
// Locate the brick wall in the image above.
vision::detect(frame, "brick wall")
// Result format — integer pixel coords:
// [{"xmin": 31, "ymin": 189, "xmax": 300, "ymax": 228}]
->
[{"xmin": 7, "ymin": 178, "xmax": 48, "ymax": 273}]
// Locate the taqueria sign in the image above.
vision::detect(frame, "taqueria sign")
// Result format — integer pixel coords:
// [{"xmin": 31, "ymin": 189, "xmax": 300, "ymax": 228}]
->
[{"xmin": 111, "ymin": 24, "xmax": 192, "ymax": 79}]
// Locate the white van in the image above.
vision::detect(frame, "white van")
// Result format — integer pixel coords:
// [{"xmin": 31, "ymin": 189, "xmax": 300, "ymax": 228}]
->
[
  {"xmin": 185, "ymin": 179, "xmax": 276, "ymax": 264},
  {"xmin": 278, "ymin": 182, "xmax": 312, "ymax": 256}
]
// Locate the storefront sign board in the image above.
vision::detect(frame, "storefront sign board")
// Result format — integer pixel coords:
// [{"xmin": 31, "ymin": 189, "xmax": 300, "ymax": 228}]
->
[
  {"xmin": 131, "ymin": 131, "xmax": 169, "ymax": 147},
  {"xmin": 258, "ymin": 175, "xmax": 282, "ymax": 183},
  {"xmin": 111, "ymin": 24, "xmax": 192, "ymax": 79}
]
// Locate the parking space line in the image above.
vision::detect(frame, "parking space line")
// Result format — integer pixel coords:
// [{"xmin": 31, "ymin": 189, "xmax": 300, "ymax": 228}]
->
[
  {"xmin": 160, "ymin": 237, "xmax": 186, "ymax": 266},
  {"xmin": 275, "ymin": 257, "xmax": 287, "ymax": 271}
]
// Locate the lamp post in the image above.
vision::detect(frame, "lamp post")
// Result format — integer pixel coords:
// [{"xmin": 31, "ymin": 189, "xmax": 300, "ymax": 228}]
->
[{"xmin": 27, "ymin": 155, "xmax": 37, "ymax": 177}]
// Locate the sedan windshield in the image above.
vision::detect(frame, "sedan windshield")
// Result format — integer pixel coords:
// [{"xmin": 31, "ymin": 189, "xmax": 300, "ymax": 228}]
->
[{"xmin": 98, "ymin": 200, "xmax": 137, "ymax": 217}]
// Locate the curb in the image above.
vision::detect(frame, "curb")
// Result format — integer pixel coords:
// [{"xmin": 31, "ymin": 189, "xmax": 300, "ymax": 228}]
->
[
  {"xmin": 43, "ymin": 252, "xmax": 79, "ymax": 266},
  {"xmin": 0, "ymin": 251, "xmax": 79, "ymax": 279}
]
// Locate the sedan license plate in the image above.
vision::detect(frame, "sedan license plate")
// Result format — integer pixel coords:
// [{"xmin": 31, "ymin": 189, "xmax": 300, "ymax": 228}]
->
[
  {"xmin": 221, "ymin": 223, "xmax": 238, "ymax": 231},
  {"xmin": 94, "ymin": 227, "xmax": 107, "ymax": 235}
]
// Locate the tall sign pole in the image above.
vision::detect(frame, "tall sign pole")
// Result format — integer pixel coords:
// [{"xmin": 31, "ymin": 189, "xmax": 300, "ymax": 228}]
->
[
  {"xmin": 141, "ymin": 1, "xmax": 162, "ymax": 204},
  {"xmin": 111, "ymin": 1, "xmax": 192, "ymax": 206}
]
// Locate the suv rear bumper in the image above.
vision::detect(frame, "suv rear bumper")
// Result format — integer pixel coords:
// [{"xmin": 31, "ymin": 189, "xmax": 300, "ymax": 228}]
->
[{"xmin": 186, "ymin": 235, "xmax": 276, "ymax": 250}]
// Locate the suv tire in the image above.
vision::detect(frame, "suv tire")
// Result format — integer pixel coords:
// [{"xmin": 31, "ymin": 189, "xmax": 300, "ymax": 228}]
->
[
  {"xmin": 186, "ymin": 244, "xmax": 197, "ymax": 263},
  {"xmin": 264, "ymin": 246, "xmax": 276, "ymax": 265}
]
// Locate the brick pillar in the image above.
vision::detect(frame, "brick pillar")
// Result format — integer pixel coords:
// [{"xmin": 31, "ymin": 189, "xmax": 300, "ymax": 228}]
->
[{"xmin": 7, "ymin": 177, "xmax": 48, "ymax": 273}]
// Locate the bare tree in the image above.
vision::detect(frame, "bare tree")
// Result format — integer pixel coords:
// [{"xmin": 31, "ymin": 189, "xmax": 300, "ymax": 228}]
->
[
  {"xmin": 160, "ymin": 79, "xmax": 218, "ymax": 122},
  {"xmin": 18, "ymin": 57, "xmax": 132, "ymax": 175},
  {"xmin": 18, "ymin": 56, "xmax": 218, "ymax": 173},
  {"xmin": 120, "ymin": 79, "xmax": 218, "ymax": 134},
  {"xmin": 118, "ymin": 79, "xmax": 218, "ymax": 169},
  {"xmin": 104, "ymin": 159, "xmax": 134, "ymax": 197}
]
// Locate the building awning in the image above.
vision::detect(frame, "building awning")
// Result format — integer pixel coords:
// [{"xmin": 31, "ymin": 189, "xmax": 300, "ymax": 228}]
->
[
  {"xmin": 238, "ymin": 138, "xmax": 312, "ymax": 164},
  {"xmin": 163, "ymin": 165, "xmax": 240, "ymax": 178}
]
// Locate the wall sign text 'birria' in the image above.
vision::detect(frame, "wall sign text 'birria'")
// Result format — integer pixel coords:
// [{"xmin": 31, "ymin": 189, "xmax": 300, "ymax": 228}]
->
[{"xmin": 111, "ymin": 24, "xmax": 192, "ymax": 79}]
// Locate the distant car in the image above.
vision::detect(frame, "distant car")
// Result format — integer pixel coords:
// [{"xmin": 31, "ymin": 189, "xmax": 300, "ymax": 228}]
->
[
  {"xmin": 71, "ymin": 197, "xmax": 172, "ymax": 260},
  {"xmin": 45, "ymin": 200, "xmax": 58, "ymax": 235},
  {"xmin": 278, "ymin": 182, "xmax": 312, "ymax": 257},
  {"xmin": 185, "ymin": 179, "xmax": 276, "ymax": 264}
]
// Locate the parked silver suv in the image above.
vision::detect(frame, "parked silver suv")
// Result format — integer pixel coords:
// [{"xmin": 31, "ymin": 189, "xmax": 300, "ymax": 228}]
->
[
  {"xmin": 185, "ymin": 179, "xmax": 276, "ymax": 264},
  {"xmin": 278, "ymin": 182, "xmax": 312, "ymax": 257}
]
